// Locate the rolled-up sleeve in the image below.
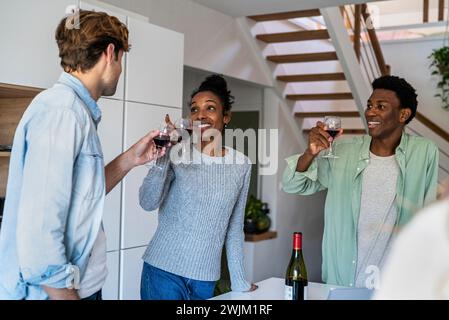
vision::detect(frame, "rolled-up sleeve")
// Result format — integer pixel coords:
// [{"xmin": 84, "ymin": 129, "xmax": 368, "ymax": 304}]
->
[
  {"xmin": 16, "ymin": 108, "xmax": 83, "ymax": 289},
  {"xmin": 282, "ymin": 154, "xmax": 328, "ymax": 195}
]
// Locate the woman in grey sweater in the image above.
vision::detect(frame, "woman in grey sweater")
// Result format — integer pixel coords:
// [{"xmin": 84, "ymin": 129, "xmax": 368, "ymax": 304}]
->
[{"xmin": 139, "ymin": 74, "xmax": 257, "ymax": 300}]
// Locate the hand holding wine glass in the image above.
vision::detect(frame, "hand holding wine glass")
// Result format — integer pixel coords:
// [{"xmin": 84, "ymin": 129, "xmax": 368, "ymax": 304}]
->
[
  {"xmin": 322, "ymin": 116, "xmax": 342, "ymax": 158},
  {"xmin": 305, "ymin": 118, "xmax": 343, "ymax": 158},
  {"xmin": 146, "ymin": 123, "xmax": 173, "ymax": 170},
  {"xmin": 129, "ymin": 130, "xmax": 168, "ymax": 167}
]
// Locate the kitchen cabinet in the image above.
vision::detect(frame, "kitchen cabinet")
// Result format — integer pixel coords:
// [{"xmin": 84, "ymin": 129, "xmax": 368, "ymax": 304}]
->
[
  {"xmin": 121, "ymin": 102, "xmax": 181, "ymax": 249},
  {"xmin": 0, "ymin": 84, "xmax": 42, "ymax": 197},
  {"xmin": 126, "ymin": 17, "xmax": 184, "ymax": 107},
  {"xmin": 119, "ymin": 245, "xmax": 147, "ymax": 300},
  {"xmin": 79, "ymin": 1, "xmax": 127, "ymax": 100},
  {"xmin": 97, "ymin": 98, "xmax": 124, "ymax": 252},
  {"xmin": 0, "ymin": 0, "xmax": 77, "ymax": 89},
  {"xmin": 103, "ymin": 251, "xmax": 119, "ymax": 300}
]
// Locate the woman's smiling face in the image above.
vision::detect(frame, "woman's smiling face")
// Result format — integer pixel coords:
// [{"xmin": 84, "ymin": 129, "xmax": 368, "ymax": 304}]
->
[{"xmin": 189, "ymin": 91, "xmax": 230, "ymax": 135}]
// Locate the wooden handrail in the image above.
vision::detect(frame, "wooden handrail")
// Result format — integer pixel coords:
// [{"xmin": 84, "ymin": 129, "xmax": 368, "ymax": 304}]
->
[
  {"xmin": 423, "ymin": 0, "xmax": 429, "ymax": 23},
  {"xmin": 439, "ymin": 0, "xmax": 445, "ymax": 21},
  {"xmin": 354, "ymin": 5, "xmax": 362, "ymax": 61},
  {"xmin": 415, "ymin": 112, "xmax": 449, "ymax": 143},
  {"xmin": 361, "ymin": 4, "xmax": 389, "ymax": 76}
]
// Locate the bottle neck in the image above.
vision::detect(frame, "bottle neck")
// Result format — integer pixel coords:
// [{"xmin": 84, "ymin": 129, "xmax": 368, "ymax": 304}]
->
[
  {"xmin": 291, "ymin": 248, "xmax": 302, "ymax": 259},
  {"xmin": 291, "ymin": 233, "xmax": 302, "ymax": 258},
  {"xmin": 293, "ymin": 234, "xmax": 302, "ymax": 250}
]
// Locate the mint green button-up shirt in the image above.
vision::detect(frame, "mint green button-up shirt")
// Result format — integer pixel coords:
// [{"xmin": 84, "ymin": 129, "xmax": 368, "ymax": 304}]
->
[{"xmin": 282, "ymin": 133, "xmax": 439, "ymax": 287}]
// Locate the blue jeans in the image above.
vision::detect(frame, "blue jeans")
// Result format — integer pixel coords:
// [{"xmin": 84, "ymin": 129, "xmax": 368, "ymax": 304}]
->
[
  {"xmin": 82, "ymin": 290, "xmax": 102, "ymax": 300},
  {"xmin": 140, "ymin": 262, "xmax": 216, "ymax": 300}
]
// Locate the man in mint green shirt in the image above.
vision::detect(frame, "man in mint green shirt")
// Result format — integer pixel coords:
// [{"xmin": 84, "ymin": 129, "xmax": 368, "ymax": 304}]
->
[{"xmin": 282, "ymin": 75, "xmax": 439, "ymax": 288}]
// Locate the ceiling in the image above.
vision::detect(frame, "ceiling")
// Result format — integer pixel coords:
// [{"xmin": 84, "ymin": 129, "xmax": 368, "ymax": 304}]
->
[{"xmin": 190, "ymin": 0, "xmax": 387, "ymax": 17}]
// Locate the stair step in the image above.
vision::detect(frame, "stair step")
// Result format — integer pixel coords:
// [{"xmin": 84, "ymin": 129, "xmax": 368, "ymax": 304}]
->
[
  {"xmin": 267, "ymin": 52, "xmax": 338, "ymax": 63},
  {"xmin": 278, "ymin": 73, "xmax": 346, "ymax": 82},
  {"xmin": 248, "ymin": 9, "xmax": 321, "ymax": 22},
  {"xmin": 303, "ymin": 128, "xmax": 366, "ymax": 135},
  {"xmin": 287, "ymin": 93, "xmax": 353, "ymax": 101},
  {"xmin": 295, "ymin": 111, "xmax": 360, "ymax": 118},
  {"xmin": 256, "ymin": 30, "xmax": 329, "ymax": 43}
]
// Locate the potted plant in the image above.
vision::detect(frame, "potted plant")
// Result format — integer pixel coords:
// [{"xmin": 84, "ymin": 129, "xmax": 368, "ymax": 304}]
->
[
  {"xmin": 244, "ymin": 195, "xmax": 271, "ymax": 234},
  {"xmin": 429, "ymin": 46, "xmax": 449, "ymax": 110}
]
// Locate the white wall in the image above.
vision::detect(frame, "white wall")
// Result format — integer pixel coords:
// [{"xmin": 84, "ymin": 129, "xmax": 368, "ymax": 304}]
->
[
  {"xmin": 380, "ymin": 37, "xmax": 449, "ymax": 182},
  {"xmin": 381, "ymin": 37, "xmax": 449, "ymax": 132},
  {"xmin": 101, "ymin": 0, "xmax": 271, "ymax": 86},
  {"xmin": 259, "ymin": 88, "xmax": 326, "ymax": 283},
  {"xmin": 182, "ymin": 67, "xmax": 264, "ymax": 114},
  {"xmin": 240, "ymin": 88, "xmax": 326, "ymax": 284}
]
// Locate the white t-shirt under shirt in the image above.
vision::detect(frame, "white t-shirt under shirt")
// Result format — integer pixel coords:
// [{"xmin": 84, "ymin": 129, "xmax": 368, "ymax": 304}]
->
[
  {"xmin": 374, "ymin": 198, "xmax": 449, "ymax": 299},
  {"xmin": 77, "ymin": 226, "xmax": 108, "ymax": 299},
  {"xmin": 355, "ymin": 152, "xmax": 399, "ymax": 288}
]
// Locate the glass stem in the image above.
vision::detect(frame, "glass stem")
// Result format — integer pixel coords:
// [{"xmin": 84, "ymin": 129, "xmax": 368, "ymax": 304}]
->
[{"xmin": 154, "ymin": 148, "xmax": 160, "ymax": 166}]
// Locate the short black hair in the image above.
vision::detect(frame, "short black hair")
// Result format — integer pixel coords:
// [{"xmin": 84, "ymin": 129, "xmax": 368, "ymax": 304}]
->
[
  {"xmin": 372, "ymin": 75, "xmax": 417, "ymax": 124},
  {"xmin": 190, "ymin": 74, "xmax": 234, "ymax": 114}
]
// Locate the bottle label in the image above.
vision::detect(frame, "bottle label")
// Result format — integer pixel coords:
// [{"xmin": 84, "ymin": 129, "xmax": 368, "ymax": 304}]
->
[
  {"xmin": 285, "ymin": 285, "xmax": 292, "ymax": 300},
  {"xmin": 285, "ymin": 284, "xmax": 308, "ymax": 300}
]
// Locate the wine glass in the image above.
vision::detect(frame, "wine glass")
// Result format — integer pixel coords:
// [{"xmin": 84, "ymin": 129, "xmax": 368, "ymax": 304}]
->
[
  {"xmin": 322, "ymin": 116, "xmax": 341, "ymax": 159},
  {"xmin": 146, "ymin": 124, "xmax": 172, "ymax": 170},
  {"xmin": 174, "ymin": 118, "xmax": 193, "ymax": 142},
  {"xmin": 174, "ymin": 118, "xmax": 193, "ymax": 163}
]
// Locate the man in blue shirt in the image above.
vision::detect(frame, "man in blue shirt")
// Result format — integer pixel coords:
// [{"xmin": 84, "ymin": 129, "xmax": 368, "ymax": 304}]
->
[{"xmin": 0, "ymin": 10, "xmax": 165, "ymax": 300}]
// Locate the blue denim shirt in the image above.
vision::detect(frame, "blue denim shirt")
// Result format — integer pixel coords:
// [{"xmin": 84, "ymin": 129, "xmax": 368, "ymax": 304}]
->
[{"xmin": 0, "ymin": 72, "xmax": 105, "ymax": 299}]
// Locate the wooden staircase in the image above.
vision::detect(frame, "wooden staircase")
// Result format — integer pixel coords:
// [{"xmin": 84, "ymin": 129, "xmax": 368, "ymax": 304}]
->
[
  {"xmin": 277, "ymin": 72, "xmax": 345, "ymax": 82},
  {"xmin": 249, "ymin": 9, "xmax": 365, "ymax": 135},
  {"xmin": 247, "ymin": 5, "xmax": 449, "ymax": 188}
]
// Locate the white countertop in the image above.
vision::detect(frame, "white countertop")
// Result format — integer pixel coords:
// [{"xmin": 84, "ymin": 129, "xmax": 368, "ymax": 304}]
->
[{"xmin": 211, "ymin": 277, "xmax": 348, "ymax": 300}]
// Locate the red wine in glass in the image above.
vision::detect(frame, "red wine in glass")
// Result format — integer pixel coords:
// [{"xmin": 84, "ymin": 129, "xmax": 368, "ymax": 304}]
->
[
  {"xmin": 322, "ymin": 116, "xmax": 341, "ymax": 159},
  {"xmin": 326, "ymin": 129, "xmax": 339, "ymax": 139},
  {"xmin": 154, "ymin": 134, "xmax": 170, "ymax": 148}
]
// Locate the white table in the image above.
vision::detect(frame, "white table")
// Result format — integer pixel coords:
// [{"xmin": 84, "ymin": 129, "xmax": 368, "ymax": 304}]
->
[{"xmin": 211, "ymin": 277, "xmax": 348, "ymax": 300}]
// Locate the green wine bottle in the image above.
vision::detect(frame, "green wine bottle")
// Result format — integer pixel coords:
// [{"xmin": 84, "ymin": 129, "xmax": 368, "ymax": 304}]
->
[{"xmin": 285, "ymin": 232, "xmax": 308, "ymax": 300}]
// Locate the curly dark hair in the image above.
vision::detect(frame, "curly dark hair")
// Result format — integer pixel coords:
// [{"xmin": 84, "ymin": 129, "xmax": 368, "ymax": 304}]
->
[
  {"xmin": 372, "ymin": 75, "xmax": 417, "ymax": 124},
  {"xmin": 190, "ymin": 74, "xmax": 234, "ymax": 114}
]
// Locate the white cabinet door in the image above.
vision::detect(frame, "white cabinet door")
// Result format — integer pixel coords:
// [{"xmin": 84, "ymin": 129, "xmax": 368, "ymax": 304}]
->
[
  {"xmin": 97, "ymin": 98, "xmax": 124, "ymax": 252},
  {"xmin": 126, "ymin": 17, "xmax": 184, "ymax": 108},
  {"xmin": 0, "ymin": 0, "xmax": 77, "ymax": 89},
  {"xmin": 79, "ymin": 1, "xmax": 126, "ymax": 100},
  {"xmin": 119, "ymin": 246, "xmax": 147, "ymax": 300},
  {"xmin": 103, "ymin": 251, "xmax": 119, "ymax": 300},
  {"xmin": 121, "ymin": 102, "xmax": 181, "ymax": 249}
]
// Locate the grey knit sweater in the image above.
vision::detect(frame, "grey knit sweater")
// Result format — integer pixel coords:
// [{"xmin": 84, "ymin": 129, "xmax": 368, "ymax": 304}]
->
[{"xmin": 139, "ymin": 146, "xmax": 252, "ymax": 292}]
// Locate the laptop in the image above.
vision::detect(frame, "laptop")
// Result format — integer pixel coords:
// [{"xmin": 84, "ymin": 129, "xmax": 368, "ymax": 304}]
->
[{"xmin": 327, "ymin": 288, "xmax": 374, "ymax": 300}]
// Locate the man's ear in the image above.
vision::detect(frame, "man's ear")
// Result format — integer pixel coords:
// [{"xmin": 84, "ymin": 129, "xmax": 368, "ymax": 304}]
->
[
  {"xmin": 224, "ymin": 111, "xmax": 232, "ymax": 125},
  {"xmin": 105, "ymin": 43, "xmax": 116, "ymax": 64},
  {"xmin": 399, "ymin": 108, "xmax": 412, "ymax": 123}
]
